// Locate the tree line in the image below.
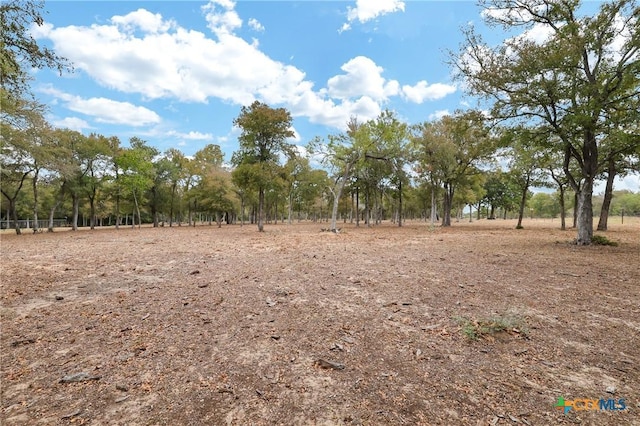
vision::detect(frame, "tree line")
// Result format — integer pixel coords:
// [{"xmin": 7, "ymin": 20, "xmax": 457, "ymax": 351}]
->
[{"xmin": 2, "ymin": 0, "xmax": 638, "ymax": 244}]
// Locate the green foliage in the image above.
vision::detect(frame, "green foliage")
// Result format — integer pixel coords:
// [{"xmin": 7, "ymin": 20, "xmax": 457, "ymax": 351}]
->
[
  {"xmin": 1, "ymin": 0, "xmax": 72, "ymax": 97},
  {"xmin": 590, "ymin": 235, "xmax": 619, "ymax": 247},
  {"xmin": 413, "ymin": 110, "xmax": 497, "ymax": 226},
  {"xmin": 454, "ymin": 312, "xmax": 529, "ymax": 341},
  {"xmin": 455, "ymin": 0, "xmax": 640, "ymax": 244},
  {"xmin": 232, "ymin": 101, "xmax": 295, "ymax": 231}
]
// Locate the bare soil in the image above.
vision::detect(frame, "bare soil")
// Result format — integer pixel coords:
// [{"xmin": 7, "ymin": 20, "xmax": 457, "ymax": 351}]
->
[{"xmin": 1, "ymin": 219, "xmax": 639, "ymax": 425}]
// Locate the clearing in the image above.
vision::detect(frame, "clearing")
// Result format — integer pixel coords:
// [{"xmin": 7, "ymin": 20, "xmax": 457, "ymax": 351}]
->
[{"xmin": 1, "ymin": 219, "xmax": 639, "ymax": 425}]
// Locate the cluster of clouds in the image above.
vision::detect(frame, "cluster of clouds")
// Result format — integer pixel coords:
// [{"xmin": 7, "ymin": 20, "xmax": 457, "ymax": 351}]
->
[{"xmin": 34, "ymin": 0, "xmax": 456, "ymax": 135}]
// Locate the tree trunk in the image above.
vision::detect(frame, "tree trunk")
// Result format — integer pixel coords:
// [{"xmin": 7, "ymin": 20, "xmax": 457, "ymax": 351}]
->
[
  {"xmin": 572, "ymin": 192, "xmax": 578, "ymax": 228},
  {"xmin": 430, "ymin": 186, "xmax": 437, "ymax": 225},
  {"xmin": 597, "ymin": 157, "xmax": 616, "ymax": 231},
  {"xmin": 48, "ymin": 198, "xmax": 62, "ymax": 232},
  {"xmin": 89, "ymin": 191, "xmax": 96, "ymax": 230},
  {"xmin": 516, "ymin": 175, "xmax": 530, "ymax": 229},
  {"xmin": 330, "ymin": 162, "xmax": 355, "ymax": 231},
  {"xmin": 169, "ymin": 183, "xmax": 176, "ymax": 227},
  {"xmin": 558, "ymin": 186, "xmax": 566, "ymax": 231},
  {"xmin": 9, "ymin": 199, "xmax": 21, "ymax": 235},
  {"xmin": 442, "ymin": 183, "xmax": 453, "ymax": 227},
  {"xmin": 575, "ymin": 178, "xmax": 594, "ymax": 245},
  {"xmin": 397, "ymin": 179, "xmax": 402, "ymax": 227},
  {"xmin": 240, "ymin": 196, "xmax": 245, "ymax": 227},
  {"xmin": 355, "ymin": 187, "xmax": 360, "ymax": 227},
  {"xmin": 32, "ymin": 167, "xmax": 39, "ymax": 232},
  {"xmin": 72, "ymin": 194, "xmax": 80, "ymax": 231},
  {"xmin": 133, "ymin": 191, "xmax": 142, "ymax": 229},
  {"xmin": 258, "ymin": 187, "xmax": 265, "ymax": 232}
]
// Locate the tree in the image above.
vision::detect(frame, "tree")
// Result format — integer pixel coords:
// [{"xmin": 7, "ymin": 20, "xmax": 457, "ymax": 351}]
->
[
  {"xmin": 116, "ymin": 137, "xmax": 158, "ymax": 228},
  {"xmin": 163, "ymin": 148, "xmax": 187, "ymax": 227},
  {"xmin": 187, "ymin": 144, "xmax": 226, "ymax": 227},
  {"xmin": 50, "ymin": 129, "xmax": 94, "ymax": 231},
  {"xmin": 482, "ymin": 171, "xmax": 518, "ymax": 219},
  {"xmin": 454, "ymin": 0, "xmax": 640, "ymax": 244},
  {"xmin": 596, "ymin": 121, "xmax": 640, "ymax": 230},
  {"xmin": 0, "ymin": 93, "xmax": 47, "ymax": 233},
  {"xmin": 505, "ymin": 129, "xmax": 550, "ymax": 228},
  {"xmin": 310, "ymin": 117, "xmax": 367, "ymax": 231},
  {"xmin": 1, "ymin": 0, "xmax": 72, "ymax": 97},
  {"xmin": 368, "ymin": 110, "xmax": 411, "ymax": 227},
  {"xmin": 232, "ymin": 101, "xmax": 295, "ymax": 232},
  {"xmin": 84, "ymin": 133, "xmax": 113, "ymax": 229},
  {"xmin": 542, "ymin": 150, "xmax": 572, "ymax": 230},
  {"xmin": 413, "ymin": 110, "xmax": 495, "ymax": 226}
]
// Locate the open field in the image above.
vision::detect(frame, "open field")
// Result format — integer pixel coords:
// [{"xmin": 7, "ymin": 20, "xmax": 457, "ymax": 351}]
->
[{"xmin": 1, "ymin": 219, "xmax": 639, "ymax": 425}]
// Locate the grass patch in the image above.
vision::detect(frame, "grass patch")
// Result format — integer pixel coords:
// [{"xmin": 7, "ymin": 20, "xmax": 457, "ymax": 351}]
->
[
  {"xmin": 590, "ymin": 234, "xmax": 618, "ymax": 246},
  {"xmin": 454, "ymin": 311, "xmax": 529, "ymax": 341}
]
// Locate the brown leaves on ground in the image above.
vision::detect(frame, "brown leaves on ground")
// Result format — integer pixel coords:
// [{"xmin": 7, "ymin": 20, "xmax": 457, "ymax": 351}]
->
[{"xmin": 1, "ymin": 219, "xmax": 639, "ymax": 425}]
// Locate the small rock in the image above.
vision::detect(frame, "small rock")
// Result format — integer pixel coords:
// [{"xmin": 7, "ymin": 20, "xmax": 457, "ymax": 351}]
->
[
  {"xmin": 197, "ymin": 283, "xmax": 209, "ymax": 288},
  {"xmin": 60, "ymin": 372, "xmax": 101, "ymax": 383},
  {"xmin": 55, "ymin": 296, "xmax": 64, "ymax": 301},
  {"xmin": 315, "ymin": 358, "xmax": 345, "ymax": 370},
  {"xmin": 61, "ymin": 409, "xmax": 82, "ymax": 419},
  {"xmin": 190, "ymin": 270, "xmax": 200, "ymax": 275},
  {"xmin": 117, "ymin": 352, "xmax": 135, "ymax": 362},
  {"xmin": 115, "ymin": 395, "xmax": 129, "ymax": 403},
  {"xmin": 115, "ymin": 383, "xmax": 129, "ymax": 392},
  {"xmin": 605, "ymin": 385, "xmax": 616, "ymax": 394}
]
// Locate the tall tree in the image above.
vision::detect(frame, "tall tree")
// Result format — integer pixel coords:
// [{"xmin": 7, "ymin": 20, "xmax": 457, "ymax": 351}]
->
[
  {"xmin": 506, "ymin": 129, "xmax": 550, "ymax": 228},
  {"xmin": 232, "ymin": 101, "xmax": 294, "ymax": 232},
  {"xmin": 163, "ymin": 148, "xmax": 187, "ymax": 227},
  {"xmin": 368, "ymin": 110, "xmax": 411, "ymax": 227},
  {"xmin": 454, "ymin": 0, "xmax": 640, "ymax": 244},
  {"xmin": 414, "ymin": 111, "xmax": 495, "ymax": 226},
  {"xmin": 309, "ymin": 117, "xmax": 366, "ymax": 232},
  {"xmin": 0, "ymin": 94, "xmax": 48, "ymax": 233},
  {"xmin": 116, "ymin": 137, "xmax": 158, "ymax": 228},
  {"xmin": 84, "ymin": 133, "xmax": 113, "ymax": 229}
]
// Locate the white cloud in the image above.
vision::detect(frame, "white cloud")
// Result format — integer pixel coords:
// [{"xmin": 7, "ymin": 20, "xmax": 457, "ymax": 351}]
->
[
  {"xmin": 326, "ymin": 56, "xmax": 399, "ymax": 101},
  {"xmin": 41, "ymin": 86, "xmax": 160, "ymax": 126},
  {"xmin": 428, "ymin": 109, "xmax": 450, "ymax": 121},
  {"xmin": 52, "ymin": 116, "xmax": 91, "ymax": 131},
  {"xmin": 202, "ymin": 0, "xmax": 242, "ymax": 35},
  {"xmin": 167, "ymin": 130, "xmax": 214, "ymax": 140},
  {"xmin": 289, "ymin": 126, "xmax": 301, "ymax": 142},
  {"xmin": 595, "ymin": 174, "xmax": 640, "ymax": 194},
  {"xmin": 342, "ymin": 0, "xmax": 405, "ymax": 31},
  {"xmin": 248, "ymin": 18, "xmax": 264, "ymax": 32},
  {"xmin": 111, "ymin": 9, "xmax": 175, "ymax": 33},
  {"xmin": 402, "ymin": 81, "xmax": 457, "ymax": 103},
  {"xmin": 35, "ymin": 4, "xmax": 455, "ymax": 132}
]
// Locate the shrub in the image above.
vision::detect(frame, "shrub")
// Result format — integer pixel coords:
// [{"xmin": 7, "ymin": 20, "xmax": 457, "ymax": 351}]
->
[
  {"xmin": 454, "ymin": 312, "xmax": 529, "ymax": 341},
  {"xmin": 590, "ymin": 235, "xmax": 618, "ymax": 246}
]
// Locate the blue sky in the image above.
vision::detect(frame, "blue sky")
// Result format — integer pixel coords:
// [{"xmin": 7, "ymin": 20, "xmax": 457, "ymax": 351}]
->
[{"xmin": 29, "ymin": 0, "xmax": 639, "ymax": 192}]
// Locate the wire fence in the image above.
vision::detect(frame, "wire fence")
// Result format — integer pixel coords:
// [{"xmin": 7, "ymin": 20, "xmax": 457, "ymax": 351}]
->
[{"xmin": 1, "ymin": 219, "xmax": 68, "ymax": 230}]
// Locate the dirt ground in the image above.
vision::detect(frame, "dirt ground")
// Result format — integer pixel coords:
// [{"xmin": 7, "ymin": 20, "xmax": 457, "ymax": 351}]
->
[{"xmin": 1, "ymin": 218, "xmax": 639, "ymax": 425}]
